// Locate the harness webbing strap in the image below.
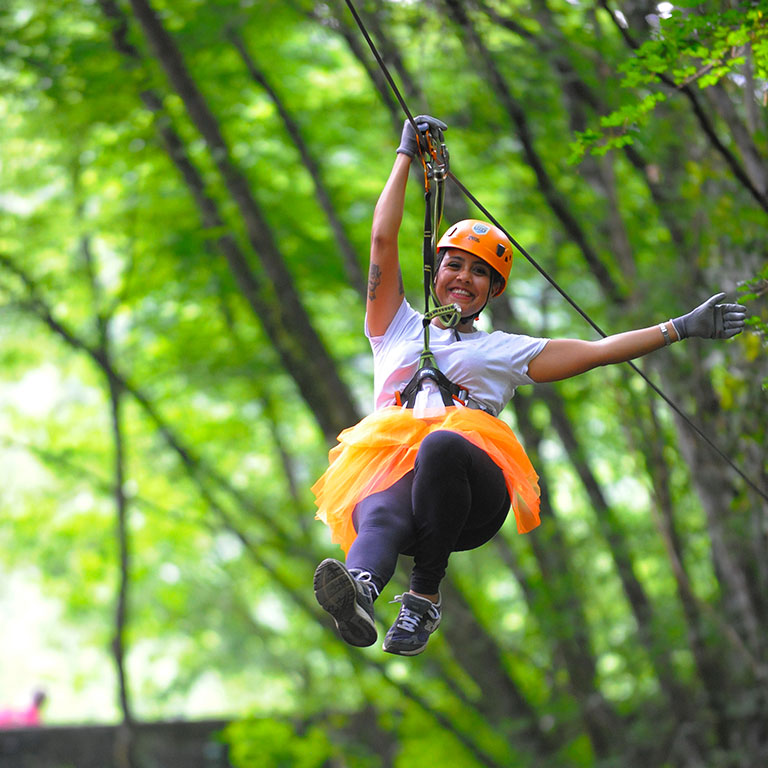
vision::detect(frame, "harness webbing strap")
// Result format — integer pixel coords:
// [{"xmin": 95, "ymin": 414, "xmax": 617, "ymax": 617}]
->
[
  {"xmin": 396, "ymin": 366, "xmax": 469, "ymax": 409},
  {"xmin": 394, "ymin": 124, "xmax": 469, "ymax": 409}
]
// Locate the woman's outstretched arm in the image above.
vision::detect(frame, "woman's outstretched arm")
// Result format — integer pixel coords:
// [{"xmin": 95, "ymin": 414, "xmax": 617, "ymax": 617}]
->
[{"xmin": 527, "ymin": 293, "xmax": 747, "ymax": 383}]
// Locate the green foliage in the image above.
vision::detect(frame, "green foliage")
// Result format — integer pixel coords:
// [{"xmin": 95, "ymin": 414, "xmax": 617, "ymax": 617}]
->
[
  {"xmin": 224, "ymin": 718, "xmax": 334, "ymax": 768},
  {"xmin": 572, "ymin": 1, "xmax": 768, "ymax": 158},
  {"xmin": 0, "ymin": 0, "xmax": 765, "ymax": 765},
  {"xmin": 738, "ymin": 263, "xmax": 768, "ymax": 387}
]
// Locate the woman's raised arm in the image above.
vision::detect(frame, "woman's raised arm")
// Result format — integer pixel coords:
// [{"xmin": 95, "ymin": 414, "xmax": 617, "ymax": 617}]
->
[
  {"xmin": 366, "ymin": 152, "xmax": 411, "ymax": 337},
  {"xmin": 366, "ymin": 116, "xmax": 448, "ymax": 337}
]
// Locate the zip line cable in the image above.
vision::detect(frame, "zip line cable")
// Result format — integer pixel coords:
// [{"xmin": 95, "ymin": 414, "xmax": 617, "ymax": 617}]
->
[
  {"xmin": 341, "ymin": 0, "xmax": 768, "ymax": 504},
  {"xmin": 448, "ymin": 174, "xmax": 768, "ymax": 503}
]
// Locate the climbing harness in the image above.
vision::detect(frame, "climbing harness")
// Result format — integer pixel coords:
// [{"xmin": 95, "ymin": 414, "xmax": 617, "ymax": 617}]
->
[
  {"xmin": 340, "ymin": 0, "xmax": 768, "ymax": 504},
  {"xmin": 395, "ymin": 365, "xmax": 470, "ymax": 408}
]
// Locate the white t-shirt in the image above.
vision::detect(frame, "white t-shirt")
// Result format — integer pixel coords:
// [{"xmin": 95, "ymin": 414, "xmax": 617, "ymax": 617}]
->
[{"xmin": 366, "ymin": 299, "xmax": 549, "ymax": 416}]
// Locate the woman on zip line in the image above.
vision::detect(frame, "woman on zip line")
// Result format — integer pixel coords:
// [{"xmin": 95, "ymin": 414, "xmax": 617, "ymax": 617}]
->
[{"xmin": 312, "ymin": 115, "xmax": 747, "ymax": 657}]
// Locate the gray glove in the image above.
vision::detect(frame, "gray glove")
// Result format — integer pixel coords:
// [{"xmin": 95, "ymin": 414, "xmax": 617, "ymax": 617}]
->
[
  {"xmin": 671, "ymin": 292, "xmax": 748, "ymax": 340},
  {"xmin": 396, "ymin": 114, "xmax": 448, "ymax": 157}
]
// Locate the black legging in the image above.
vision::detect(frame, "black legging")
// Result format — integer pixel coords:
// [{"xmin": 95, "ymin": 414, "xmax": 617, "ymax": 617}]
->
[{"xmin": 346, "ymin": 430, "xmax": 511, "ymax": 596}]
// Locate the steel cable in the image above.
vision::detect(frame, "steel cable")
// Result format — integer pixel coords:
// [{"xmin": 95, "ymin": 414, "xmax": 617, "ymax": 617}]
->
[{"xmin": 341, "ymin": 0, "xmax": 767, "ymax": 504}]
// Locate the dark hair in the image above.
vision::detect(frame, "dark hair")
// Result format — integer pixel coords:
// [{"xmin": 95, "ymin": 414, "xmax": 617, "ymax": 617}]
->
[{"xmin": 490, "ymin": 269, "xmax": 504, "ymax": 296}]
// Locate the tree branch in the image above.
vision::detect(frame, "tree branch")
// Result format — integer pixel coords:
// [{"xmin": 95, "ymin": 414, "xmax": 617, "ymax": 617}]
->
[
  {"xmin": 598, "ymin": 0, "xmax": 768, "ymax": 215},
  {"xmin": 227, "ymin": 27, "xmax": 366, "ymax": 297},
  {"xmin": 116, "ymin": 0, "xmax": 361, "ymax": 438}
]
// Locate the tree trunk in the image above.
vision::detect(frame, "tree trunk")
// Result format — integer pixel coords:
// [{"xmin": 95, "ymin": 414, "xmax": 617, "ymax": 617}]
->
[
  {"xmin": 440, "ymin": 577, "xmax": 562, "ymax": 757},
  {"xmin": 442, "ymin": 0, "xmax": 626, "ymax": 306},
  {"xmin": 621, "ymin": 374, "xmax": 733, "ymax": 752},
  {"xmin": 228, "ymin": 28, "xmax": 366, "ymax": 298},
  {"xmin": 541, "ymin": 387, "xmax": 689, "ymax": 704},
  {"xmin": 598, "ymin": 0, "xmax": 768, "ymax": 215},
  {"xmin": 509, "ymin": 391, "xmax": 629, "ymax": 763},
  {"xmin": 79, "ymin": 231, "xmax": 136, "ymax": 768},
  {"xmin": 125, "ymin": 0, "xmax": 361, "ymax": 440},
  {"xmin": 704, "ymin": 82, "xmax": 767, "ymax": 197},
  {"xmin": 307, "ymin": 0, "xmax": 403, "ymax": 134}
]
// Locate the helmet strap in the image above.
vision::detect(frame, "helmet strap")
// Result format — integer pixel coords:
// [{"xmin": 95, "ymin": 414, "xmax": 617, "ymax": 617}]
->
[{"xmin": 457, "ymin": 285, "xmax": 492, "ymax": 326}]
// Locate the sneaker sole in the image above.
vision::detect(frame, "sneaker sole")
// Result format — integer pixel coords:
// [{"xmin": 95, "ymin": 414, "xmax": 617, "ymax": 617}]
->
[
  {"xmin": 313, "ymin": 559, "xmax": 377, "ymax": 647},
  {"xmin": 382, "ymin": 640, "xmax": 428, "ymax": 656}
]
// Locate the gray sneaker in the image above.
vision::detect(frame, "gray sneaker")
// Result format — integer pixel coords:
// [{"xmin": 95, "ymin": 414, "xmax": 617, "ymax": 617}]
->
[
  {"xmin": 313, "ymin": 559, "xmax": 378, "ymax": 647},
  {"xmin": 382, "ymin": 592, "xmax": 442, "ymax": 656}
]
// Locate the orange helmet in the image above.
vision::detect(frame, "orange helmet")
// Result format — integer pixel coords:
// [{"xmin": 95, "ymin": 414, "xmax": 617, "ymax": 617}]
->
[{"xmin": 436, "ymin": 220, "xmax": 514, "ymax": 296}]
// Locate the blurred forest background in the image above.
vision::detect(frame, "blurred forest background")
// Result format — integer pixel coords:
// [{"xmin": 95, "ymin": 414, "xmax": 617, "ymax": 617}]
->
[{"xmin": 0, "ymin": 0, "xmax": 766, "ymax": 766}]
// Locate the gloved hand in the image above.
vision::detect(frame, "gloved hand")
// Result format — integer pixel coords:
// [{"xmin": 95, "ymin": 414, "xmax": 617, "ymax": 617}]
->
[
  {"xmin": 671, "ymin": 292, "xmax": 748, "ymax": 340},
  {"xmin": 396, "ymin": 114, "xmax": 448, "ymax": 158}
]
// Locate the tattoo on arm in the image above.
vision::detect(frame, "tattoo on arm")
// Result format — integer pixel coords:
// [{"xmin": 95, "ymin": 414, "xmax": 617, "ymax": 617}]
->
[
  {"xmin": 398, "ymin": 269, "xmax": 404, "ymax": 296},
  {"xmin": 368, "ymin": 264, "xmax": 382, "ymax": 301}
]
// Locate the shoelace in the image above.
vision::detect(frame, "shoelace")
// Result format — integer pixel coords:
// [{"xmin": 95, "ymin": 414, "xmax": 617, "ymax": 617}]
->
[
  {"xmin": 394, "ymin": 605, "xmax": 421, "ymax": 633},
  {"xmin": 389, "ymin": 595, "xmax": 435, "ymax": 633},
  {"xmin": 349, "ymin": 568, "xmax": 380, "ymax": 600}
]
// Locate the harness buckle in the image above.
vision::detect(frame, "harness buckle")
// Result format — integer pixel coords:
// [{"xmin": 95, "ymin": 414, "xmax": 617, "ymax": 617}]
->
[{"xmin": 452, "ymin": 384, "xmax": 470, "ymax": 407}]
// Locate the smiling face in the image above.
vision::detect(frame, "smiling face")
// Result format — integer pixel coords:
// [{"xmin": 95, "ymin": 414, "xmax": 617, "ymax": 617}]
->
[{"xmin": 433, "ymin": 249, "xmax": 494, "ymax": 321}]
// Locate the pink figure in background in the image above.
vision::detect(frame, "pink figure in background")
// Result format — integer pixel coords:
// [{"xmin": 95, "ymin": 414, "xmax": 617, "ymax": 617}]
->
[{"xmin": 0, "ymin": 689, "xmax": 46, "ymax": 728}]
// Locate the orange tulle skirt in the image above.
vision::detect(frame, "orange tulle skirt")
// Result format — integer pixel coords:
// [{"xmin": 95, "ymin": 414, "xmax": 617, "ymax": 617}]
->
[{"xmin": 312, "ymin": 406, "xmax": 541, "ymax": 554}]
